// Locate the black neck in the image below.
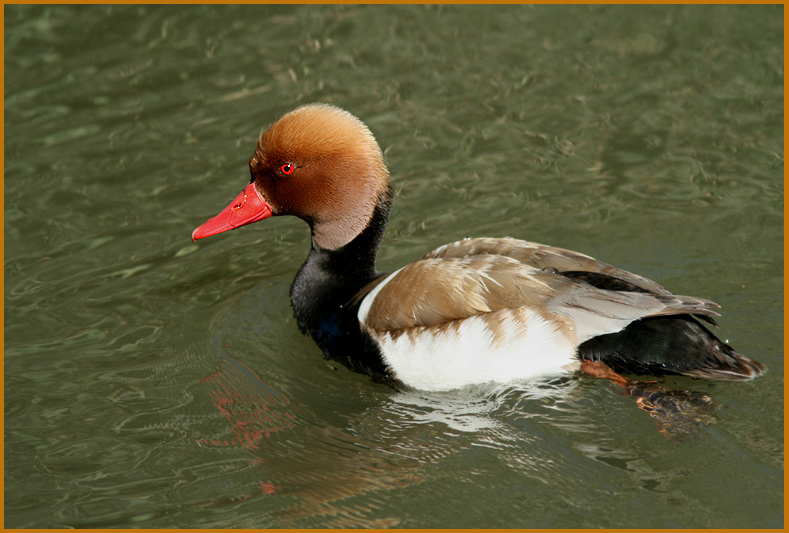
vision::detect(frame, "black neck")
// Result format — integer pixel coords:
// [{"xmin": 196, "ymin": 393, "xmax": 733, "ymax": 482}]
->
[{"xmin": 289, "ymin": 187, "xmax": 392, "ymax": 351}]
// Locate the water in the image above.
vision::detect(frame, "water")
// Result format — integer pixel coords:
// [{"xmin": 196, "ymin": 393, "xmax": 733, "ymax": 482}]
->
[{"xmin": 5, "ymin": 4, "xmax": 783, "ymax": 528}]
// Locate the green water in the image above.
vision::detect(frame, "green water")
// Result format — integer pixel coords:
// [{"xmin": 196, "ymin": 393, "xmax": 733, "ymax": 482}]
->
[{"xmin": 5, "ymin": 4, "xmax": 783, "ymax": 528}]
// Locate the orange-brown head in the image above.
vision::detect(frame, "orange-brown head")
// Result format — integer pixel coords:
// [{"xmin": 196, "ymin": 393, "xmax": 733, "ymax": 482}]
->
[{"xmin": 193, "ymin": 103, "xmax": 390, "ymax": 250}]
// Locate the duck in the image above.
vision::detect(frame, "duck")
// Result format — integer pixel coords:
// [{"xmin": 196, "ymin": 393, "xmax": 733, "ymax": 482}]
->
[{"xmin": 192, "ymin": 103, "xmax": 766, "ymax": 392}]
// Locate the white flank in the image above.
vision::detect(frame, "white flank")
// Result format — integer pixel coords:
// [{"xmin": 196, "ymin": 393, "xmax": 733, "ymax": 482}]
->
[{"xmin": 363, "ymin": 309, "xmax": 577, "ymax": 392}]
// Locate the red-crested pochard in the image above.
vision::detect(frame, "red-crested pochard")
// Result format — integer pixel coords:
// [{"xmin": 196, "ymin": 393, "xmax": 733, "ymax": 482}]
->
[{"xmin": 192, "ymin": 103, "xmax": 766, "ymax": 391}]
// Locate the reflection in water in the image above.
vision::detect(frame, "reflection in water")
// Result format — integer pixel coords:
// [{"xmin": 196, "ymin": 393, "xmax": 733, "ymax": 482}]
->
[
  {"xmin": 620, "ymin": 380, "xmax": 718, "ymax": 439},
  {"xmin": 581, "ymin": 360, "xmax": 719, "ymax": 439},
  {"xmin": 197, "ymin": 338, "xmax": 726, "ymax": 527},
  {"xmin": 197, "ymin": 338, "xmax": 590, "ymax": 526},
  {"xmin": 199, "ymin": 357, "xmax": 295, "ymax": 450},
  {"xmin": 575, "ymin": 442, "xmax": 677, "ymax": 494},
  {"xmin": 197, "ymin": 337, "xmax": 421, "ymax": 527},
  {"xmin": 386, "ymin": 376, "xmax": 580, "ymax": 433}
]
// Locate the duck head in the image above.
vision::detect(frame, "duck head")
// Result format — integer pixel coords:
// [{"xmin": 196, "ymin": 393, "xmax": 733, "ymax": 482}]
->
[{"xmin": 192, "ymin": 103, "xmax": 390, "ymax": 250}]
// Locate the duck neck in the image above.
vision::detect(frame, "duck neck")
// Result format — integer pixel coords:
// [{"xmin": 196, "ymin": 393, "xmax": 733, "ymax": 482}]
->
[{"xmin": 290, "ymin": 187, "xmax": 392, "ymax": 352}]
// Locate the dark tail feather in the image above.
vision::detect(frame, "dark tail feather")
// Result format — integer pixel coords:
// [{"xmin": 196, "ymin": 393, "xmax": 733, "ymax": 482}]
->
[
  {"xmin": 578, "ymin": 315, "xmax": 767, "ymax": 381},
  {"xmin": 681, "ymin": 349, "xmax": 767, "ymax": 381}
]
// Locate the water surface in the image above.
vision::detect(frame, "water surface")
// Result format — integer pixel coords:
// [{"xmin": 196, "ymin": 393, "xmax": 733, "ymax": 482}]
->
[{"xmin": 5, "ymin": 4, "xmax": 783, "ymax": 528}]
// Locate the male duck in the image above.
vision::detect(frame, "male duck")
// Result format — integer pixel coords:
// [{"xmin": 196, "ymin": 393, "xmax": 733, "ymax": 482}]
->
[{"xmin": 192, "ymin": 103, "xmax": 766, "ymax": 391}]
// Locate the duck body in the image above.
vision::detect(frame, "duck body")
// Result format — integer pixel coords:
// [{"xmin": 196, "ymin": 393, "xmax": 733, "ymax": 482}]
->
[{"xmin": 193, "ymin": 103, "xmax": 766, "ymax": 391}]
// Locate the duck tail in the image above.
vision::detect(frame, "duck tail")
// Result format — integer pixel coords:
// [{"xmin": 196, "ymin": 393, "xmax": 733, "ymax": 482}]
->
[
  {"xmin": 680, "ymin": 346, "xmax": 767, "ymax": 381},
  {"xmin": 674, "ymin": 316, "xmax": 767, "ymax": 381},
  {"xmin": 579, "ymin": 315, "xmax": 767, "ymax": 381}
]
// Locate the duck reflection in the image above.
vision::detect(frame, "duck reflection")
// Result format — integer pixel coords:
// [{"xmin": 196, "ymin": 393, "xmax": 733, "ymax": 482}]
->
[
  {"xmin": 197, "ymin": 351, "xmax": 420, "ymax": 527},
  {"xmin": 195, "ymin": 345, "xmax": 719, "ymax": 527}
]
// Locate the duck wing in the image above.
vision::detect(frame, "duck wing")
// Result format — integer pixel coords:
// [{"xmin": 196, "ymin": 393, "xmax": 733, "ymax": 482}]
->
[
  {"xmin": 426, "ymin": 237, "xmax": 719, "ymax": 326},
  {"xmin": 424, "ymin": 237, "xmax": 672, "ymax": 295},
  {"xmin": 358, "ymin": 253, "xmax": 719, "ymax": 345}
]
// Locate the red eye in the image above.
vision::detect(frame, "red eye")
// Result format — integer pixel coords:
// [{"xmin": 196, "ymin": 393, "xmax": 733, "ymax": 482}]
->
[{"xmin": 280, "ymin": 163, "xmax": 295, "ymax": 175}]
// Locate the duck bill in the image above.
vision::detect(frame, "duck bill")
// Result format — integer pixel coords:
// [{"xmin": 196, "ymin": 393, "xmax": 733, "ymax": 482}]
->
[{"xmin": 192, "ymin": 183, "xmax": 273, "ymax": 242}]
